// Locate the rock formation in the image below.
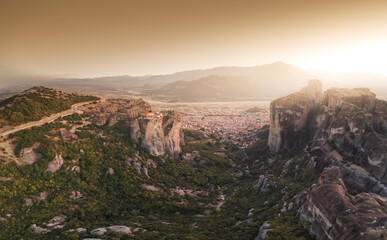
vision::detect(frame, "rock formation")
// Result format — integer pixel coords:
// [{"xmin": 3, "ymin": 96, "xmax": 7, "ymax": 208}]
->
[
  {"xmin": 18, "ymin": 143, "xmax": 41, "ymax": 165},
  {"xmin": 130, "ymin": 110, "xmax": 182, "ymax": 158},
  {"xmin": 268, "ymin": 79, "xmax": 322, "ymax": 153},
  {"xmin": 83, "ymin": 99, "xmax": 183, "ymax": 158},
  {"xmin": 297, "ymin": 167, "xmax": 387, "ymax": 240},
  {"xmin": 84, "ymin": 99, "xmax": 152, "ymax": 126},
  {"xmin": 46, "ymin": 154, "xmax": 64, "ymax": 173},
  {"xmin": 269, "ymin": 80, "xmax": 387, "ymax": 240}
]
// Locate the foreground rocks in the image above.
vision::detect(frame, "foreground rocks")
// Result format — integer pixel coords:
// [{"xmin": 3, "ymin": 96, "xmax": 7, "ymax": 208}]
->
[{"xmin": 297, "ymin": 167, "xmax": 387, "ymax": 240}]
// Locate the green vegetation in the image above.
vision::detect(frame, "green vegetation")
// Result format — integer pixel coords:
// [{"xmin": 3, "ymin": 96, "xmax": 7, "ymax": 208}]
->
[
  {"xmin": 0, "ymin": 87, "xmax": 99, "ymax": 126},
  {"xmin": 0, "ymin": 114, "xmax": 319, "ymax": 239}
]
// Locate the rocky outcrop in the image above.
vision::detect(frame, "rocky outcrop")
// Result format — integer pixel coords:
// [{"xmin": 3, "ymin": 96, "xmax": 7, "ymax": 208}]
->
[
  {"xmin": 84, "ymin": 99, "xmax": 183, "ymax": 158},
  {"xmin": 269, "ymin": 80, "xmax": 387, "ymax": 240},
  {"xmin": 254, "ymin": 221, "xmax": 272, "ymax": 240},
  {"xmin": 90, "ymin": 225, "xmax": 132, "ymax": 236},
  {"xmin": 30, "ymin": 214, "xmax": 67, "ymax": 234},
  {"xmin": 269, "ymin": 80, "xmax": 387, "ymax": 183},
  {"xmin": 84, "ymin": 99, "xmax": 151, "ymax": 126},
  {"xmin": 46, "ymin": 154, "xmax": 64, "ymax": 173},
  {"xmin": 297, "ymin": 167, "xmax": 387, "ymax": 240},
  {"xmin": 18, "ymin": 143, "xmax": 41, "ymax": 165},
  {"xmin": 268, "ymin": 79, "xmax": 322, "ymax": 153},
  {"xmin": 253, "ymin": 174, "xmax": 277, "ymax": 192},
  {"xmin": 130, "ymin": 110, "xmax": 182, "ymax": 158},
  {"xmin": 312, "ymin": 88, "xmax": 387, "ymax": 184}
]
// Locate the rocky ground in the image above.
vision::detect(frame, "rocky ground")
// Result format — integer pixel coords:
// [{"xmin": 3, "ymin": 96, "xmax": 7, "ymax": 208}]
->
[{"xmin": 269, "ymin": 80, "xmax": 387, "ymax": 240}]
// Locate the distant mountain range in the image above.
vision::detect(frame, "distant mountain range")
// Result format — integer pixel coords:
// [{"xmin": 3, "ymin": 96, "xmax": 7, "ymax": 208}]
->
[
  {"xmin": 1, "ymin": 62, "xmax": 387, "ymax": 101},
  {"xmin": 151, "ymin": 62, "xmax": 314, "ymax": 101}
]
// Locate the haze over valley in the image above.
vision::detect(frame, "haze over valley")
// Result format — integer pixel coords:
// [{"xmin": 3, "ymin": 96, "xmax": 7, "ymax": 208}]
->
[{"xmin": 1, "ymin": 1, "xmax": 387, "ymax": 239}]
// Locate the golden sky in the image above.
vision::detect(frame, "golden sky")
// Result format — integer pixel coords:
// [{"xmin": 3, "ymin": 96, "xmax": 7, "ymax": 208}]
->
[{"xmin": 1, "ymin": 0, "xmax": 387, "ymax": 77}]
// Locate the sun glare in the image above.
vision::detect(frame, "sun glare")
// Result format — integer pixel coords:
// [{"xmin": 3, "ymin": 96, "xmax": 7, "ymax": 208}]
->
[{"xmin": 299, "ymin": 42, "xmax": 387, "ymax": 75}]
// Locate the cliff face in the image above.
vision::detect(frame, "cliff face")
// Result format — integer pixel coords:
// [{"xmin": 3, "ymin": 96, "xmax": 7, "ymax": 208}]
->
[
  {"xmin": 309, "ymin": 87, "xmax": 387, "ymax": 184},
  {"xmin": 83, "ymin": 99, "xmax": 183, "ymax": 158},
  {"xmin": 130, "ymin": 111, "xmax": 183, "ymax": 158},
  {"xmin": 268, "ymin": 79, "xmax": 322, "ymax": 153},
  {"xmin": 268, "ymin": 80, "xmax": 387, "ymax": 240},
  {"xmin": 85, "ymin": 99, "xmax": 152, "ymax": 126}
]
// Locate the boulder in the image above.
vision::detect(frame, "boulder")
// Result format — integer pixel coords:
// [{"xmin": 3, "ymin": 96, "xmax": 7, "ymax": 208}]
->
[
  {"xmin": 254, "ymin": 221, "xmax": 272, "ymax": 240},
  {"xmin": 107, "ymin": 225, "xmax": 132, "ymax": 234},
  {"xmin": 46, "ymin": 154, "xmax": 64, "ymax": 173},
  {"xmin": 106, "ymin": 167, "xmax": 115, "ymax": 175},
  {"xmin": 90, "ymin": 228, "xmax": 107, "ymax": 236},
  {"xmin": 45, "ymin": 214, "xmax": 66, "ymax": 227},
  {"xmin": 67, "ymin": 227, "xmax": 87, "ymax": 233},
  {"xmin": 30, "ymin": 224, "xmax": 50, "ymax": 234}
]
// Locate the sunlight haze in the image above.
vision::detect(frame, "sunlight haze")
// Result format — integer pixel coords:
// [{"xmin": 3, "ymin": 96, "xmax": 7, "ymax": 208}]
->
[{"xmin": 1, "ymin": 0, "xmax": 387, "ymax": 78}]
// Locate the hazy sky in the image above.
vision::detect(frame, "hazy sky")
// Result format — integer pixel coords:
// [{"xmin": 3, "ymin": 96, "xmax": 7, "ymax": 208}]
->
[{"xmin": 1, "ymin": 0, "xmax": 387, "ymax": 77}]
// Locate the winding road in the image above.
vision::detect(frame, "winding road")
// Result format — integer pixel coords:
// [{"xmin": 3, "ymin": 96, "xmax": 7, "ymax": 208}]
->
[{"xmin": 0, "ymin": 101, "xmax": 92, "ymax": 138}]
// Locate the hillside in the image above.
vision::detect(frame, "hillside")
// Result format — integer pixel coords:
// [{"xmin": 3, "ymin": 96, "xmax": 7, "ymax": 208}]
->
[
  {"xmin": 0, "ymin": 92, "xmax": 317, "ymax": 240},
  {"xmin": 0, "ymin": 83, "xmax": 385, "ymax": 239},
  {"xmin": 42, "ymin": 62, "xmax": 312, "ymax": 90},
  {"xmin": 4, "ymin": 63, "xmax": 387, "ymax": 101},
  {"xmin": 0, "ymin": 87, "xmax": 99, "ymax": 127},
  {"xmin": 147, "ymin": 62, "xmax": 314, "ymax": 101},
  {"xmin": 8, "ymin": 62, "xmax": 314, "ymax": 102}
]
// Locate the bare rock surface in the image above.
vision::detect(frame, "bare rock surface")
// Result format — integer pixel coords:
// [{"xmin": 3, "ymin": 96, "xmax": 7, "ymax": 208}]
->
[
  {"xmin": 46, "ymin": 214, "xmax": 66, "ymax": 227},
  {"xmin": 254, "ymin": 221, "xmax": 272, "ymax": 240},
  {"xmin": 298, "ymin": 167, "xmax": 387, "ymax": 240},
  {"xmin": 253, "ymin": 175, "xmax": 277, "ymax": 192},
  {"xmin": 269, "ymin": 80, "xmax": 387, "ymax": 240},
  {"xmin": 107, "ymin": 225, "xmax": 132, "ymax": 234},
  {"xmin": 268, "ymin": 80, "xmax": 322, "ymax": 153},
  {"xmin": 30, "ymin": 224, "xmax": 50, "ymax": 234},
  {"xmin": 46, "ymin": 154, "xmax": 64, "ymax": 173},
  {"xmin": 18, "ymin": 143, "xmax": 41, "ymax": 165},
  {"xmin": 90, "ymin": 225, "xmax": 132, "ymax": 236},
  {"xmin": 90, "ymin": 228, "xmax": 107, "ymax": 236},
  {"xmin": 84, "ymin": 98, "xmax": 183, "ymax": 157},
  {"xmin": 67, "ymin": 227, "xmax": 87, "ymax": 233}
]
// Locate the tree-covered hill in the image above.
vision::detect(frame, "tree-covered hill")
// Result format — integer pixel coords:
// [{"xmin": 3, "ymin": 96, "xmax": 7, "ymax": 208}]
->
[
  {"xmin": 0, "ymin": 115, "xmax": 317, "ymax": 239},
  {"xmin": 0, "ymin": 86, "xmax": 99, "ymax": 127}
]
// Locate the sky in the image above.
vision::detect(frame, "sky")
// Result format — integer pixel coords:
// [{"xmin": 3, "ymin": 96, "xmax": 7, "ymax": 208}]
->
[{"xmin": 1, "ymin": 0, "xmax": 387, "ymax": 78}]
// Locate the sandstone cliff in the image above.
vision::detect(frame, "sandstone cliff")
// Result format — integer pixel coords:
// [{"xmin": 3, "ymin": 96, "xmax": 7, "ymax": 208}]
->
[
  {"xmin": 268, "ymin": 79, "xmax": 322, "ymax": 153},
  {"xmin": 129, "ymin": 111, "xmax": 183, "ymax": 158},
  {"xmin": 268, "ymin": 80, "xmax": 387, "ymax": 240},
  {"xmin": 83, "ymin": 99, "xmax": 183, "ymax": 158}
]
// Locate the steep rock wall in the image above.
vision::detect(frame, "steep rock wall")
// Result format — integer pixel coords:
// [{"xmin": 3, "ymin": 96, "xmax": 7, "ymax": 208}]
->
[
  {"xmin": 268, "ymin": 79, "xmax": 322, "ymax": 153},
  {"xmin": 83, "ymin": 99, "xmax": 182, "ymax": 158},
  {"xmin": 268, "ymin": 80, "xmax": 387, "ymax": 240}
]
